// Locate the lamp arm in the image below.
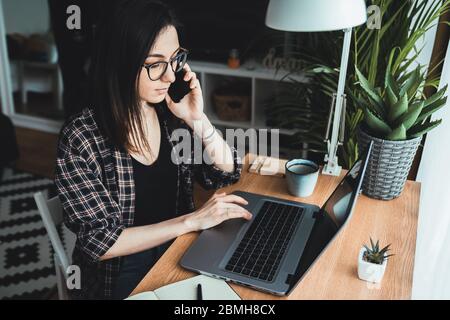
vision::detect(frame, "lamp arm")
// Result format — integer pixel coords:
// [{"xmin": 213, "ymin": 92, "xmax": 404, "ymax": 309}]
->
[{"xmin": 323, "ymin": 28, "xmax": 352, "ymax": 176}]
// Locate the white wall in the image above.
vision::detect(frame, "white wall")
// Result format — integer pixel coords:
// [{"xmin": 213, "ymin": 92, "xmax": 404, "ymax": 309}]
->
[
  {"xmin": 413, "ymin": 40, "xmax": 450, "ymax": 299},
  {"xmin": 2, "ymin": 0, "xmax": 49, "ymax": 35}
]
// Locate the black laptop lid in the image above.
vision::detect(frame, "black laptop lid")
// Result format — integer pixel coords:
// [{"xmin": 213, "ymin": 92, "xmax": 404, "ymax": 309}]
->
[
  {"xmin": 286, "ymin": 141, "xmax": 373, "ymax": 292},
  {"xmin": 320, "ymin": 153, "xmax": 366, "ymax": 228}
]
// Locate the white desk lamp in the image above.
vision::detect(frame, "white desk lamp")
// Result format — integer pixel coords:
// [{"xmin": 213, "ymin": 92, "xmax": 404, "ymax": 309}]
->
[{"xmin": 265, "ymin": 0, "xmax": 367, "ymax": 176}]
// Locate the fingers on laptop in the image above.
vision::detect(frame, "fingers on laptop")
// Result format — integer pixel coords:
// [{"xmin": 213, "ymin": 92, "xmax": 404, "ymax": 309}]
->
[
  {"xmin": 221, "ymin": 204, "xmax": 252, "ymax": 221},
  {"xmin": 206, "ymin": 192, "xmax": 251, "ymax": 222},
  {"xmin": 215, "ymin": 194, "xmax": 248, "ymax": 206},
  {"xmin": 212, "ymin": 192, "xmax": 227, "ymax": 199}
]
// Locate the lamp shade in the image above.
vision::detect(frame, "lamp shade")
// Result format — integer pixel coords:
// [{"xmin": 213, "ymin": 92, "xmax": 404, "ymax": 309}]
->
[{"xmin": 265, "ymin": 0, "xmax": 367, "ymax": 32}]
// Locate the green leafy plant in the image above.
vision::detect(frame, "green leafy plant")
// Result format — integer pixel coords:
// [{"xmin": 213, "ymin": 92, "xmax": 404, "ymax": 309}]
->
[
  {"xmin": 248, "ymin": 1, "xmax": 449, "ymax": 163},
  {"xmin": 264, "ymin": 78, "xmax": 329, "ymax": 154},
  {"xmin": 356, "ymin": 53, "xmax": 448, "ymax": 140},
  {"xmin": 283, "ymin": 0, "xmax": 450, "ymax": 165},
  {"xmin": 248, "ymin": 31, "xmax": 332, "ymax": 154},
  {"xmin": 363, "ymin": 238, "xmax": 394, "ymax": 265}
]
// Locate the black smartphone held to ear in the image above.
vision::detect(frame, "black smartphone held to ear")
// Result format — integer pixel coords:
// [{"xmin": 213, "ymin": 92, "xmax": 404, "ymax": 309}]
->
[{"xmin": 168, "ymin": 69, "xmax": 192, "ymax": 103}]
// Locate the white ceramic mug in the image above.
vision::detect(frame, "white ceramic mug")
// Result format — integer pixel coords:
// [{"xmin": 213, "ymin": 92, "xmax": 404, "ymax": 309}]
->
[{"xmin": 285, "ymin": 159, "xmax": 319, "ymax": 197}]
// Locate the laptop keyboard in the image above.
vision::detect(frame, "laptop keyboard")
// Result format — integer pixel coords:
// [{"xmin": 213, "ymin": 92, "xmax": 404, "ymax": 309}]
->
[{"xmin": 225, "ymin": 201, "xmax": 303, "ymax": 282}]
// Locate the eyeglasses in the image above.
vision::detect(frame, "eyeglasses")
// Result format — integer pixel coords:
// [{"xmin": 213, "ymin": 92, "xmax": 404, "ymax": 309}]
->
[{"xmin": 142, "ymin": 48, "xmax": 188, "ymax": 81}]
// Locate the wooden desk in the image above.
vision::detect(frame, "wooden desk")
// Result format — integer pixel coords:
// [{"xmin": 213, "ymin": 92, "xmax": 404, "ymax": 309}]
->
[{"xmin": 131, "ymin": 154, "xmax": 420, "ymax": 299}]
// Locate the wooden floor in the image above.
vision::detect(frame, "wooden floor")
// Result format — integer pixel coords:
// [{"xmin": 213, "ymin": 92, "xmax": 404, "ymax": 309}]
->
[
  {"xmin": 15, "ymin": 127, "xmax": 59, "ymax": 179},
  {"xmin": 14, "ymin": 126, "xmax": 213, "ymax": 206}
]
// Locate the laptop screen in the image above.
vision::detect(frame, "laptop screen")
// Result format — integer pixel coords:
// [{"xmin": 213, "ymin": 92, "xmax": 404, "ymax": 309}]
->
[
  {"xmin": 287, "ymin": 142, "xmax": 372, "ymax": 291},
  {"xmin": 321, "ymin": 159, "xmax": 363, "ymax": 228}
]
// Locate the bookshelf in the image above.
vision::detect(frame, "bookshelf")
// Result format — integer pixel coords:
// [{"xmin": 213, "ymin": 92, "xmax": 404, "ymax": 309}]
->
[{"xmin": 189, "ymin": 60, "xmax": 309, "ymax": 158}]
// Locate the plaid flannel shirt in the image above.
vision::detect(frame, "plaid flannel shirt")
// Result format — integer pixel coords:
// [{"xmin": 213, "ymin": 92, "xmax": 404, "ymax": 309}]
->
[{"xmin": 54, "ymin": 103, "xmax": 242, "ymax": 299}]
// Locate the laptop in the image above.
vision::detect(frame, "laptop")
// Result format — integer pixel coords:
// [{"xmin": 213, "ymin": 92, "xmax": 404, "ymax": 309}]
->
[{"xmin": 180, "ymin": 142, "xmax": 373, "ymax": 296}]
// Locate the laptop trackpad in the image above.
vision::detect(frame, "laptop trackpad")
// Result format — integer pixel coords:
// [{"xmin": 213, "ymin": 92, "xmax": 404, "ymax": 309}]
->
[{"xmin": 180, "ymin": 218, "xmax": 249, "ymax": 272}]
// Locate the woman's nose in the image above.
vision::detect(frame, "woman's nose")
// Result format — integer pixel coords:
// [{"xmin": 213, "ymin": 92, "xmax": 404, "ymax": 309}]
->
[{"xmin": 161, "ymin": 65, "xmax": 176, "ymax": 83}]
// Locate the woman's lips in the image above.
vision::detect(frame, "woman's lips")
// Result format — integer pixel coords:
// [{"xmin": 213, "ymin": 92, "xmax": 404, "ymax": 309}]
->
[{"xmin": 156, "ymin": 88, "xmax": 169, "ymax": 94}]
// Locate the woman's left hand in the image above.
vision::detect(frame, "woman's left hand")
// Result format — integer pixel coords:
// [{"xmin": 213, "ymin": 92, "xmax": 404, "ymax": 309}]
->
[{"xmin": 165, "ymin": 63, "xmax": 204, "ymax": 123}]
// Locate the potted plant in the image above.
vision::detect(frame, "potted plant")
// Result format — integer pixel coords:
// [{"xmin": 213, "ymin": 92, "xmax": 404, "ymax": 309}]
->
[
  {"xmin": 355, "ymin": 55, "xmax": 448, "ymax": 200},
  {"xmin": 358, "ymin": 238, "xmax": 393, "ymax": 284}
]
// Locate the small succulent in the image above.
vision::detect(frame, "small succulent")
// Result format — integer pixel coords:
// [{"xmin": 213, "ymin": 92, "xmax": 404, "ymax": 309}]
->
[
  {"xmin": 363, "ymin": 238, "xmax": 394, "ymax": 265},
  {"xmin": 355, "ymin": 53, "xmax": 448, "ymax": 141}
]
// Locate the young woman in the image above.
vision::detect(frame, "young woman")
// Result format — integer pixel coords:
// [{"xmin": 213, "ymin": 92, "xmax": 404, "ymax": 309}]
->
[{"xmin": 54, "ymin": 0, "xmax": 251, "ymax": 300}]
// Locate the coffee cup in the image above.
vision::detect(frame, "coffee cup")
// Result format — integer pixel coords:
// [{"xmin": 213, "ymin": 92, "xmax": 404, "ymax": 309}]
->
[{"xmin": 285, "ymin": 159, "xmax": 319, "ymax": 197}]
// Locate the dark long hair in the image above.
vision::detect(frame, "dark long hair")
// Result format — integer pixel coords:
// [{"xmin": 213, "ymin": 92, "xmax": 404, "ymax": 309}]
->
[{"xmin": 89, "ymin": 0, "xmax": 180, "ymax": 153}]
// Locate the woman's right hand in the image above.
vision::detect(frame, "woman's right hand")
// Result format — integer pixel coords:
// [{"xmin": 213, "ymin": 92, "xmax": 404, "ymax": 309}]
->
[{"xmin": 184, "ymin": 192, "xmax": 253, "ymax": 232}]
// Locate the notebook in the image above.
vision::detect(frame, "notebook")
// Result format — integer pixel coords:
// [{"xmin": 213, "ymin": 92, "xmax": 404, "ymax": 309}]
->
[{"xmin": 125, "ymin": 275, "xmax": 241, "ymax": 300}]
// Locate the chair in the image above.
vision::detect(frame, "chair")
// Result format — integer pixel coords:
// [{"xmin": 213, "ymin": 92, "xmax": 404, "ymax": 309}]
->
[
  {"xmin": 34, "ymin": 191, "xmax": 76, "ymax": 300},
  {"xmin": 18, "ymin": 61, "xmax": 63, "ymax": 111}
]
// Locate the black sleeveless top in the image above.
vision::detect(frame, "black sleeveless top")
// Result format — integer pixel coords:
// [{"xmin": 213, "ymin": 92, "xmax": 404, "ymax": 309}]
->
[
  {"xmin": 131, "ymin": 114, "xmax": 178, "ymax": 226},
  {"xmin": 113, "ymin": 111, "xmax": 178, "ymax": 299}
]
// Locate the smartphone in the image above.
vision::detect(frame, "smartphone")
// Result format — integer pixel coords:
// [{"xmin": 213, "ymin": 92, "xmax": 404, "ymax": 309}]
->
[{"xmin": 168, "ymin": 69, "xmax": 192, "ymax": 103}]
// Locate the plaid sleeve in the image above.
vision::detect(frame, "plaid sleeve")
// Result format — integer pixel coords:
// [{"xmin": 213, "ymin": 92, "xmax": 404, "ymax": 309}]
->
[
  {"xmin": 54, "ymin": 133, "xmax": 125, "ymax": 263},
  {"xmin": 194, "ymin": 144, "xmax": 242, "ymax": 190}
]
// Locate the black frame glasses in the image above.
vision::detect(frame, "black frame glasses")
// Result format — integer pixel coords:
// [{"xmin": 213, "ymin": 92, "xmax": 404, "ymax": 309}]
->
[{"xmin": 142, "ymin": 47, "xmax": 189, "ymax": 81}]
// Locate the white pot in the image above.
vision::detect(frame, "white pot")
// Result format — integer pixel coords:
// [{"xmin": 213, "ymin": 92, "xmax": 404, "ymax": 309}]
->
[{"xmin": 357, "ymin": 247, "xmax": 387, "ymax": 283}]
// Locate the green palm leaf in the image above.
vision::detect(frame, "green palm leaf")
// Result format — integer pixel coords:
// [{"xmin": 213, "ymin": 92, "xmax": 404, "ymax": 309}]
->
[
  {"xmin": 355, "ymin": 67, "xmax": 385, "ymax": 116},
  {"xmin": 387, "ymin": 124, "xmax": 407, "ymax": 140},
  {"xmin": 397, "ymin": 101, "xmax": 424, "ymax": 130},
  {"xmin": 364, "ymin": 107, "xmax": 392, "ymax": 136},
  {"xmin": 388, "ymin": 93, "xmax": 408, "ymax": 123},
  {"xmin": 408, "ymin": 119, "xmax": 442, "ymax": 138}
]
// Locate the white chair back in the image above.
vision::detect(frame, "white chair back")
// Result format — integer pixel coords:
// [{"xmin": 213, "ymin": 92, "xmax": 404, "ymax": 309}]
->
[{"xmin": 34, "ymin": 191, "xmax": 76, "ymax": 299}]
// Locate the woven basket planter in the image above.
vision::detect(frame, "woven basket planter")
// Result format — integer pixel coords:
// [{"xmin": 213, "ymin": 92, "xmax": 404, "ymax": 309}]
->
[{"xmin": 357, "ymin": 126, "xmax": 421, "ymax": 200}]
